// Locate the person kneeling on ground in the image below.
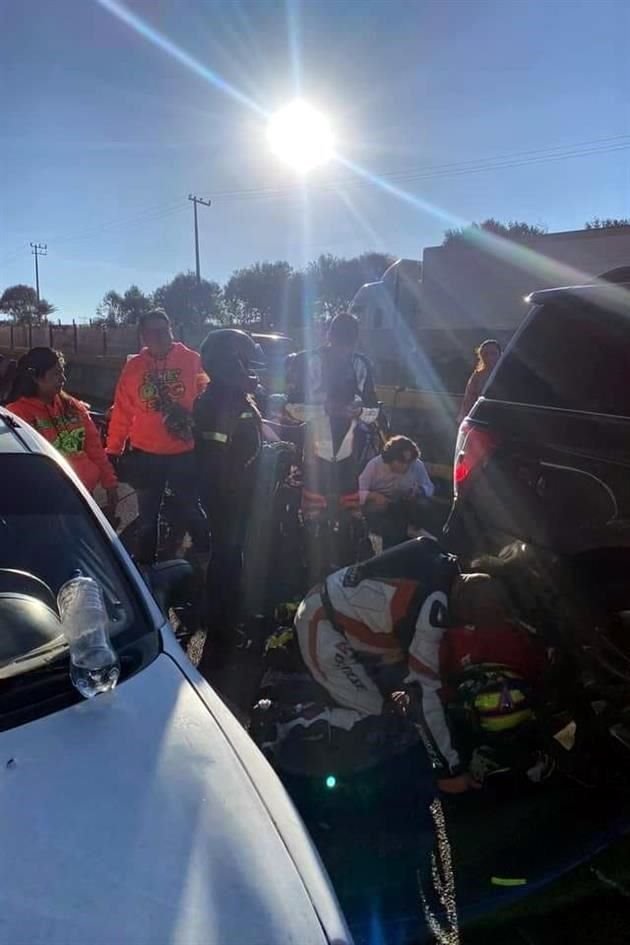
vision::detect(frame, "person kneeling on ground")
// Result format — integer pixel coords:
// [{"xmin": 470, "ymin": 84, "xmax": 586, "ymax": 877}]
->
[
  {"xmin": 287, "ymin": 537, "xmax": 512, "ymax": 794},
  {"xmin": 359, "ymin": 435, "xmax": 438, "ymax": 549}
]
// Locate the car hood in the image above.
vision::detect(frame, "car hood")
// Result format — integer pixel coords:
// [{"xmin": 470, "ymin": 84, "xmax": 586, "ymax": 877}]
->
[{"xmin": 0, "ymin": 653, "xmax": 342, "ymax": 945}]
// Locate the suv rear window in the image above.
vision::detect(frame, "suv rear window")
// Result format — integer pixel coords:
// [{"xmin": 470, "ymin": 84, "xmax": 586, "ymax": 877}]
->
[{"xmin": 486, "ymin": 297, "xmax": 630, "ymax": 417}]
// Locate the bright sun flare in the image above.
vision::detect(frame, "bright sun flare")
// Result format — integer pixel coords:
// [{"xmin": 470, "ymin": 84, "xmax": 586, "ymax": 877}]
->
[{"xmin": 267, "ymin": 101, "xmax": 334, "ymax": 173}]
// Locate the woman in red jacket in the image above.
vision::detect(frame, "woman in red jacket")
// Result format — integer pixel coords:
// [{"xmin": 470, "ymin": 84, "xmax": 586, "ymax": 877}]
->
[{"xmin": 7, "ymin": 348, "xmax": 118, "ymax": 518}]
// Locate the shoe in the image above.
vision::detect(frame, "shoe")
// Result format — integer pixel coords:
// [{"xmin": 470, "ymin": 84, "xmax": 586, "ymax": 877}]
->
[
  {"xmin": 250, "ymin": 700, "xmax": 329, "ymax": 755},
  {"xmin": 469, "ymin": 746, "xmax": 511, "ymax": 783},
  {"xmin": 526, "ymin": 750, "xmax": 557, "ymax": 783}
]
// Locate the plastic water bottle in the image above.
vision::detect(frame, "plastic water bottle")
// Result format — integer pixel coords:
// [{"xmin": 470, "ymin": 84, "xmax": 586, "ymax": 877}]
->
[{"xmin": 57, "ymin": 573, "xmax": 120, "ymax": 699}]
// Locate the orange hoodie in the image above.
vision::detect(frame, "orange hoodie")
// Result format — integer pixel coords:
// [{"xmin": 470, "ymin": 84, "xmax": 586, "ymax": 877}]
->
[
  {"xmin": 107, "ymin": 343, "xmax": 208, "ymax": 456},
  {"xmin": 8, "ymin": 393, "xmax": 118, "ymax": 493}
]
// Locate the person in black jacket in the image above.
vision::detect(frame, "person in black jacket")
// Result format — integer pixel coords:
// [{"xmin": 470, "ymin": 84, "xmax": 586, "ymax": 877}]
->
[
  {"xmin": 194, "ymin": 329, "xmax": 264, "ymax": 675},
  {"xmin": 285, "ymin": 312, "xmax": 377, "ymax": 407}
]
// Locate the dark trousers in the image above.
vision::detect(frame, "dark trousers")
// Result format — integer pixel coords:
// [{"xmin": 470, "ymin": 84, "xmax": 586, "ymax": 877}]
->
[
  {"xmin": 366, "ymin": 497, "xmax": 443, "ymax": 550},
  {"xmin": 199, "ymin": 492, "xmax": 252, "ymax": 676},
  {"xmin": 134, "ymin": 450, "xmax": 209, "ymax": 564}
]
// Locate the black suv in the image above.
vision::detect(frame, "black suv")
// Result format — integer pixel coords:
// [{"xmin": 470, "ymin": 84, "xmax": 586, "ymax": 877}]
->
[{"xmin": 444, "ymin": 281, "xmax": 630, "ymax": 585}]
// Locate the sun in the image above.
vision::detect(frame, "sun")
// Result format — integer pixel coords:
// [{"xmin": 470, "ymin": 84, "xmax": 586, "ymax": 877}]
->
[{"xmin": 267, "ymin": 100, "xmax": 334, "ymax": 173}]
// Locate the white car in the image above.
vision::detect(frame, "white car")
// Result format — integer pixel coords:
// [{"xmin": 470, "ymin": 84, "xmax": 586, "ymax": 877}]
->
[{"xmin": 0, "ymin": 409, "xmax": 351, "ymax": 945}]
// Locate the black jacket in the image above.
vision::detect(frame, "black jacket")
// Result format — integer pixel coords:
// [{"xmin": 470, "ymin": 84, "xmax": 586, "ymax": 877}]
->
[{"xmin": 193, "ymin": 382, "xmax": 262, "ymax": 514}]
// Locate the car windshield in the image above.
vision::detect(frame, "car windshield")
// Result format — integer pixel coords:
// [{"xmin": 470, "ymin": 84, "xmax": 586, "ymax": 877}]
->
[{"xmin": 0, "ymin": 452, "xmax": 150, "ymax": 666}]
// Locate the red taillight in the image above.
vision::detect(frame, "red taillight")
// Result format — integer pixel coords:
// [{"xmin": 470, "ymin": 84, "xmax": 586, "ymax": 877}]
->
[{"xmin": 453, "ymin": 423, "xmax": 498, "ymax": 493}]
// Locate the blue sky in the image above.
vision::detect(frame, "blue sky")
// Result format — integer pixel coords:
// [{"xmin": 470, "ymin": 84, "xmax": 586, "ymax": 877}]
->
[{"xmin": 1, "ymin": 0, "xmax": 629, "ymax": 319}]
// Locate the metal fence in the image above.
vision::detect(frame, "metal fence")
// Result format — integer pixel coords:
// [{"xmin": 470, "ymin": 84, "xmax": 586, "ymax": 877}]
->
[
  {"xmin": 0, "ymin": 321, "xmax": 313, "ymax": 359},
  {"xmin": 0, "ymin": 322, "xmax": 200, "ymax": 357}
]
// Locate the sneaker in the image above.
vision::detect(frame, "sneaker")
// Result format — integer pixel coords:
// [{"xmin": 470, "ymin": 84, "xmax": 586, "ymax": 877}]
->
[
  {"xmin": 250, "ymin": 700, "xmax": 282, "ymax": 754},
  {"xmin": 526, "ymin": 750, "xmax": 557, "ymax": 783},
  {"xmin": 469, "ymin": 746, "xmax": 511, "ymax": 783}
]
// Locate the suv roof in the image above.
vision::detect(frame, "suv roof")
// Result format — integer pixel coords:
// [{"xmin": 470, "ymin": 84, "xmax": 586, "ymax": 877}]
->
[
  {"xmin": 528, "ymin": 281, "xmax": 630, "ymax": 305},
  {"xmin": 485, "ymin": 282, "xmax": 630, "ymax": 417}
]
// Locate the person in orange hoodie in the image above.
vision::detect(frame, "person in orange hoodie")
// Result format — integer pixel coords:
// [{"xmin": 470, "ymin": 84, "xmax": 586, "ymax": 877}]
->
[
  {"xmin": 7, "ymin": 347, "xmax": 118, "ymax": 518},
  {"xmin": 106, "ymin": 309, "xmax": 209, "ymax": 563}
]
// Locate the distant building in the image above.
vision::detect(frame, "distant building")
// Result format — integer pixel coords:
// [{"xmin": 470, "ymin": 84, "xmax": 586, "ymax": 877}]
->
[{"xmin": 352, "ymin": 226, "xmax": 630, "ymax": 390}]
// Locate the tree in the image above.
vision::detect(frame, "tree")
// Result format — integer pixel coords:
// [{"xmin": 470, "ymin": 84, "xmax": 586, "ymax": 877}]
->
[
  {"xmin": 307, "ymin": 252, "xmax": 394, "ymax": 318},
  {"xmin": 224, "ymin": 261, "xmax": 294, "ymax": 329},
  {"xmin": 96, "ymin": 284, "xmax": 153, "ymax": 326},
  {"xmin": 96, "ymin": 290, "xmax": 124, "ymax": 325},
  {"xmin": 154, "ymin": 271, "xmax": 225, "ymax": 327},
  {"xmin": 585, "ymin": 217, "xmax": 630, "ymax": 229},
  {"xmin": 443, "ymin": 219, "xmax": 547, "ymax": 246},
  {"xmin": 0, "ymin": 284, "xmax": 55, "ymax": 324}
]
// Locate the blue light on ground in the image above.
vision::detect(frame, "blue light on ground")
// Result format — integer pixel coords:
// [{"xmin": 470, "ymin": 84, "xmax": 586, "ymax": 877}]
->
[{"xmin": 325, "ymin": 775, "xmax": 337, "ymax": 789}]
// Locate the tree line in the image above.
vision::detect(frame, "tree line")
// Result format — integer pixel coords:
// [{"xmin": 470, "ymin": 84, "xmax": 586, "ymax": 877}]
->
[
  {"xmin": 442, "ymin": 216, "xmax": 630, "ymax": 245},
  {"xmin": 0, "ymin": 253, "xmax": 393, "ymax": 330},
  {"xmin": 2, "ymin": 216, "xmax": 630, "ymax": 327}
]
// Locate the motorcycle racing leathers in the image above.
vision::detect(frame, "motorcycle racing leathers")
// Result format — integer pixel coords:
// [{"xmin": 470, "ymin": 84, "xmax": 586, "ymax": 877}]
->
[{"xmin": 294, "ymin": 537, "xmax": 464, "ymax": 778}]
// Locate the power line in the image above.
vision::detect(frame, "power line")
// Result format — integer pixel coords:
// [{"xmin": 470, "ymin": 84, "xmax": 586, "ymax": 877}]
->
[
  {"xmin": 0, "ymin": 203, "xmax": 186, "ymax": 272},
  {"xmin": 49, "ymin": 200, "xmax": 186, "ymax": 248},
  {"xmin": 1, "ymin": 133, "xmax": 629, "ymax": 272},
  {"xmin": 206, "ymin": 134, "xmax": 630, "ymax": 202}
]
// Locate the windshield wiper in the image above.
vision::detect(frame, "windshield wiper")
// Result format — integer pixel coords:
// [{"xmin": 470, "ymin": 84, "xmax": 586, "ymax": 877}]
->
[{"xmin": 0, "ymin": 636, "xmax": 68, "ymax": 681}]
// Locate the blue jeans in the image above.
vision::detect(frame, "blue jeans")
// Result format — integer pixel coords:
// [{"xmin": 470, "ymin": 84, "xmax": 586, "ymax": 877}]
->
[{"xmin": 133, "ymin": 450, "xmax": 208, "ymax": 563}]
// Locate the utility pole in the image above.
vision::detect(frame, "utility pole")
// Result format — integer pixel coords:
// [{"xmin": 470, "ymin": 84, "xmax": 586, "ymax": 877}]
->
[
  {"xmin": 30, "ymin": 242, "xmax": 47, "ymax": 303},
  {"xmin": 188, "ymin": 195, "xmax": 211, "ymax": 283}
]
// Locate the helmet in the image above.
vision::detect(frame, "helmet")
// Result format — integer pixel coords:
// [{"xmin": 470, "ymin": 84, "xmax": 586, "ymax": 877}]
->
[
  {"xmin": 459, "ymin": 666, "xmax": 535, "ymax": 733},
  {"xmin": 200, "ymin": 329, "xmax": 265, "ymax": 391}
]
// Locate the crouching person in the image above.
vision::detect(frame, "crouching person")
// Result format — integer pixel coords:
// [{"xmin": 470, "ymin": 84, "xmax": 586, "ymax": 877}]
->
[
  {"xmin": 290, "ymin": 537, "xmax": 512, "ymax": 793},
  {"xmin": 359, "ymin": 436, "xmax": 439, "ymax": 549}
]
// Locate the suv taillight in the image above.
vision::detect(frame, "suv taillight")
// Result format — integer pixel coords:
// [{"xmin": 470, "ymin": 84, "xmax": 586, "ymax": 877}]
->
[{"xmin": 453, "ymin": 421, "xmax": 498, "ymax": 495}]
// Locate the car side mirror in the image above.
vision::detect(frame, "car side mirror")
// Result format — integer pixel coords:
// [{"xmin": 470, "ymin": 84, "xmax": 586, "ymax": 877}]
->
[{"xmin": 146, "ymin": 559, "xmax": 194, "ymax": 614}]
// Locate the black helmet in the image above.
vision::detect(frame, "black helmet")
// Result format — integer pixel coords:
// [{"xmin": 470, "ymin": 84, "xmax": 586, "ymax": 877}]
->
[{"xmin": 201, "ymin": 329, "xmax": 265, "ymax": 390}]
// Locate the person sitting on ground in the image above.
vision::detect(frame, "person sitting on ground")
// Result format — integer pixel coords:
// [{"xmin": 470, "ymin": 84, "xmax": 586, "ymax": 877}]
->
[
  {"xmin": 458, "ymin": 339, "xmax": 502, "ymax": 423},
  {"xmin": 286, "ymin": 311, "xmax": 377, "ymax": 407},
  {"xmin": 7, "ymin": 347, "xmax": 118, "ymax": 519},
  {"xmin": 359, "ymin": 435, "xmax": 436, "ymax": 548},
  {"xmin": 275, "ymin": 536, "xmax": 513, "ymax": 794}
]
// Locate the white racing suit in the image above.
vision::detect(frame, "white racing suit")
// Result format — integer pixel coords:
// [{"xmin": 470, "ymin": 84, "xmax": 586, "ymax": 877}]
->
[{"xmin": 294, "ymin": 537, "xmax": 463, "ymax": 778}]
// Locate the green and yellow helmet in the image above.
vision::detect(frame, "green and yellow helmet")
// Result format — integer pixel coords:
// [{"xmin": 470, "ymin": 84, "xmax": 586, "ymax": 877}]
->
[{"xmin": 459, "ymin": 666, "xmax": 535, "ymax": 733}]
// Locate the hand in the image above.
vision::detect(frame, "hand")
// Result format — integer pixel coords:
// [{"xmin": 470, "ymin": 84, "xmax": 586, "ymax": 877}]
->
[
  {"xmin": 387, "ymin": 690, "xmax": 412, "ymax": 718},
  {"xmin": 368, "ymin": 492, "xmax": 390, "ymax": 509},
  {"xmin": 437, "ymin": 772, "xmax": 482, "ymax": 795},
  {"xmin": 385, "ymin": 689, "xmax": 423, "ymax": 720}
]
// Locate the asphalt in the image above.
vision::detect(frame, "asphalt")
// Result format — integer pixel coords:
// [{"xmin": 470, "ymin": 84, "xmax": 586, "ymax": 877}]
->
[{"xmin": 98, "ymin": 490, "xmax": 630, "ymax": 945}]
